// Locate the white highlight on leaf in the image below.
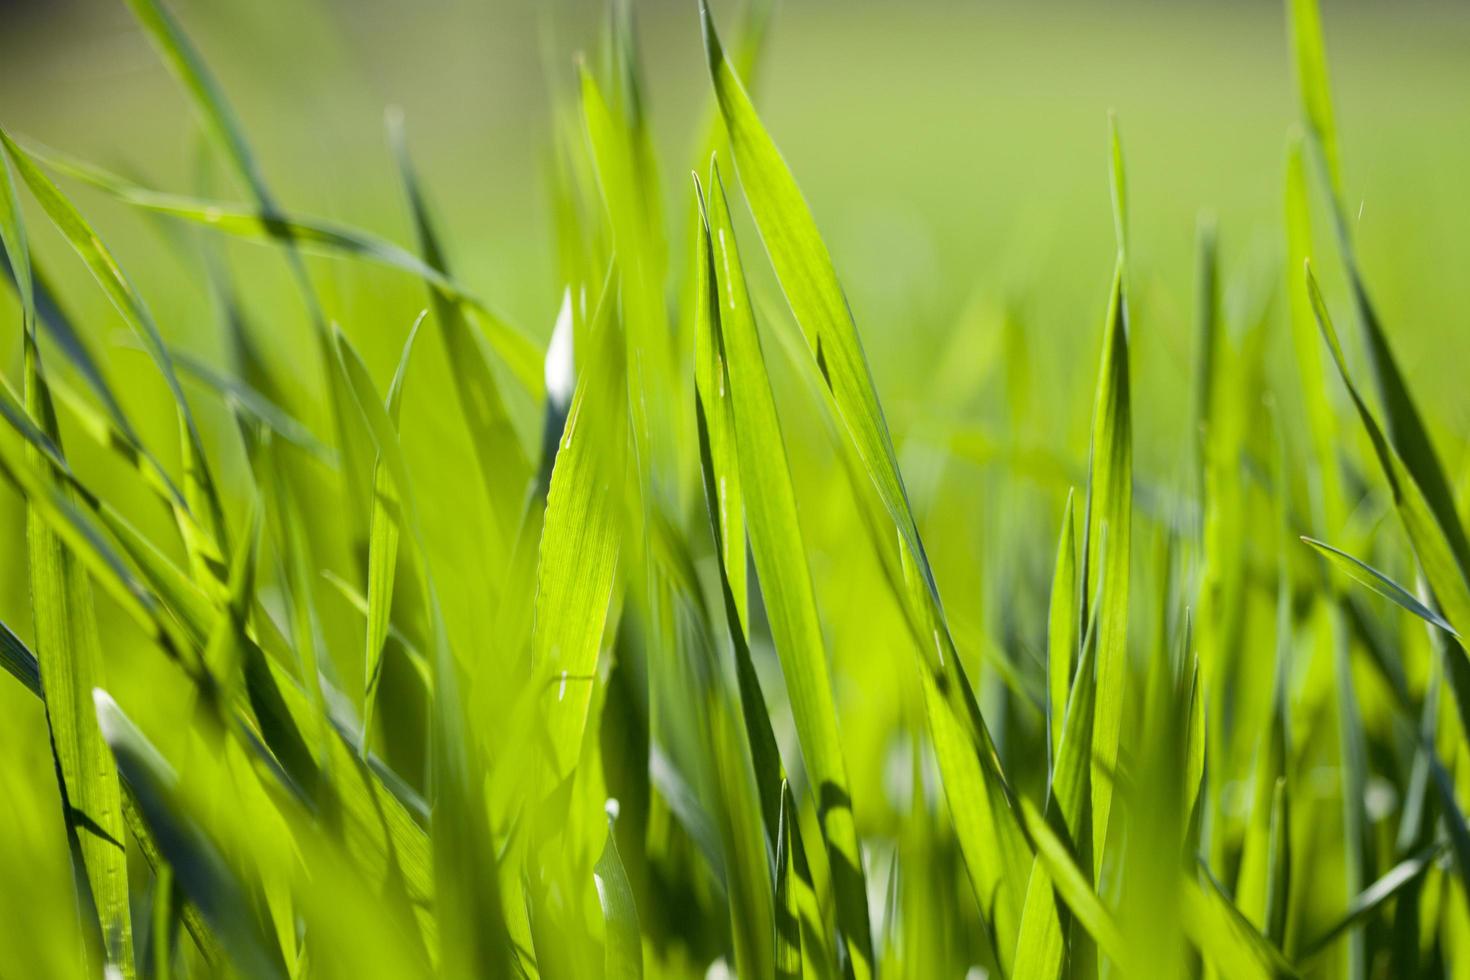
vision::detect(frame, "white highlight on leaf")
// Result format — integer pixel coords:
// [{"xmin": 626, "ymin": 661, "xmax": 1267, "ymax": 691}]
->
[{"xmin": 545, "ymin": 288, "xmax": 576, "ymax": 411}]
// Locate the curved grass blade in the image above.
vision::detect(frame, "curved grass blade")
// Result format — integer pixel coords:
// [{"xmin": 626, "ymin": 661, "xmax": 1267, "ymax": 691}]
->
[
  {"xmin": 28, "ymin": 142, "xmax": 542, "ymax": 399},
  {"xmin": 594, "ymin": 810, "xmax": 642, "ymax": 980},
  {"xmin": 0, "ymin": 128, "xmax": 228, "ymax": 587},
  {"xmin": 698, "ymin": 164, "xmax": 874, "ymax": 976},
  {"xmin": 700, "ymin": 7, "xmax": 1029, "ymax": 963},
  {"xmin": 1185, "ymin": 869, "xmax": 1298, "ymax": 980},
  {"xmin": 1303, "ymin": 537, "xmax": 1457, "ymax": 637},
  {"xmin": 774, "ymin": 781, "xmax": 802, "ymax": 980},
  {"xmin": 1301, "ymin": 844, "xmax": 1443, "ymax": 960}
]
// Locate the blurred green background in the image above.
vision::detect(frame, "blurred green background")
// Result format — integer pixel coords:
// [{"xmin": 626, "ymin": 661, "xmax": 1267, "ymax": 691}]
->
[{"xmin": 1, "ymin": 0, "xmax": 1469, "ymax": 966}]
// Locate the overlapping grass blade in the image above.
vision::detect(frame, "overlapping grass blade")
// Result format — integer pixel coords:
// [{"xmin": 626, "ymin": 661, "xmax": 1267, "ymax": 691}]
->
[
  {"xmin": 1080, "ymin": 119, "xmax": 1133, "ymax": 874},
  {"xmin": 697, "ymin": 164, "xmax": 874, "ymax": 976},
  {"xmin": 1303, "ymin": 537, "xmax": 1457, "ymax": 637},
  {"xmin": 1046, "ymin": 489, "xmax": 1077, "ymax": 770},
  {"xmin": 1, "ymin": 149, "xmax": 135, "ymax": 977},
  {"xmin": 700, "ymin": 8, "xmax": 1030, "ymax": 966},
  {"xmin": 594, "ymin": 811, "xmax": 643, "ymax": 980}
]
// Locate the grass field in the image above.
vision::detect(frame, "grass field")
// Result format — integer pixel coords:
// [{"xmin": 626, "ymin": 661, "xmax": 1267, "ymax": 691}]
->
[{"xmin": 1, "ymin": 0, "xmax": 1470, "ymax": 976}]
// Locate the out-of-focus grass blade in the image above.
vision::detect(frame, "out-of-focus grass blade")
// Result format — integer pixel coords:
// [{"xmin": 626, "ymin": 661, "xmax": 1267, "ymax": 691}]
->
[
  {"xmin": 698, "ymin": 164, "xmax": 874, "ymax": 976},
  {"xmin": 1301, "ymin": 845, "xmax": 1443, "ymax": 960},
  {"xmin": 533, "ymin": 277, "xmax": 626, "ymax": 781},
  {"xmin": 389, "ymin": 116, "xmax": 529, "ymax": 559},
  {"xmin": 1184, "ymin": 870, "xmax": 1298, "ymax": 980},
  {"xmin": 1081, "ymin": 120, "xmax": 1132, "ymax": 874},
  {"xmin": 1302, "ymin": 537, "xmax": 1457, "ymax": 637},
  {"xmin": 28, "ymin": 142, "xmax": 543, "ymax": 399},
  {"xmin": 1046, "ymin": 489, "xmax": 1077, "ymax": 770},
  {"xmin": 594, "ymin": 810, "xmax": 643, "ymax": 980},
  {"xmin": 1286, "ymin": 0, "xmax": 1342, "ymax": 202},
  {"xmin": 0, "ymin": 128, "xmax": 228, "ymax": 587},
  {"xmin": 166, "ymin": 350, "xmax": 334, "ymax": 463},
  {"xmin": 700, "ymin": 8, "xmax": 1029, "ymax": 965},
  {"xmin": 360, "ymin": 314, "xmax": 424, "ymax": 755},
  {"xmin": 94, "ymin": 690, "xmax": 286, "ymax": 980},
  {"xmin": 334, "ymin": 323, "xmax": 509, "ymax": 975},
  {"xmin": 1, "ymin": 149, "xmax": 135, "ymax": 977}
]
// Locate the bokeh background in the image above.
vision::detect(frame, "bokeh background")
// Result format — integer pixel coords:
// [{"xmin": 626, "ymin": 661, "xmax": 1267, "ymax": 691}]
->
[{"xmin": 1, "ymin": 0, "xmax": 1469, "ymax": 968}]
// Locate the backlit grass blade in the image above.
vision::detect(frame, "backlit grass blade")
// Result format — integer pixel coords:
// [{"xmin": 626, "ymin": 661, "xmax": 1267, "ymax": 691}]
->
[
  {"xmin": 1017, "ymin": 795, "xmax": 1130, "ymax": 974},
  {"xmin": 1184, "ymin": 870, "xmax": 1298, "ymax": 980},
  {"xmin": 1301, "ymin": 845, "xmax": 1443, "ymax": 960},
  {"xmin": 698, "ymin": 164, "xmax": 874, "ymax": 977},
  {"xmin": 1, "ymin": 150, "xmax": 135, "ymax": 978},
  {"xmin": 1080, "ymin": 119, "xmax": 1133, "ymax": 875},
  {"xmin": 361, "ymin": 314, "xmax": 425, "ymax": 755},
  {"xmin": 1287, "ymin": 0, "xmax": 1470, "ymax": 577},
  {"xmin": 95, "ymin": 691, "xmax": 286, "ymax": 980},
  {"xmin": 1046, "ymin": 489, "xmax": 1077, "ymax": 770},
  {"xmin": 594, "ymin": 811, "xmax": 643, "ymax": 980},
  {"xmin": 1305, "ymin": 266, "xmax": 1470, "ymax": 648},
  {"xmin": 1013, "ymin": 628, "xmax": 1097, "ymax": 980},
  {"xmin": 334, "ymin": 323, "xmax": 510, "ymax": 975},
  {"xmin": 27, "ymin": 142, "xmax": 543, "ymax": 398},
  {"xmin": 534, "ymin": 277, "xmax": 627, "ymax": 781},
  {"xmin": 700, "ymin": 8, "xmax": 1030, "ymax": 963},
  {"xmin": 774, "ymin": 782, "xmax": 802, "ymax": 980},
  {"xmin": 389, "ymin": 117, "xmax": 530, "ymax": 557},
  {"xmin": 1078, "ymin": 266, "xmax": 1128, "ymax": 857},
  {"xmin": 1303, "ymin": 537, "xmax": 1457, "ymax": 637},
  {"xmin": 0, "ymin": 127, "xmax": 228, "ymax": 587}
]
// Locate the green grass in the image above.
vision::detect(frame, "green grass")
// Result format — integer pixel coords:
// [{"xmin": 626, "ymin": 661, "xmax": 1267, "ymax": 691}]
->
[{"xmin": 0, "ymin": 0, "xmax": 1469, "ymax": 976}]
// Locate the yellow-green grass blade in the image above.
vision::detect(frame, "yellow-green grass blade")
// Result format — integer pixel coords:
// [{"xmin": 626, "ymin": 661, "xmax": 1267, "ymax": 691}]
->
[
  {"xmin": 1013, "ymin": 627, "xmax": 1097, "ymax": 980},
  {"xmin": 699, "ymin": 164, "xmax": 874, "ymax": 976},
  {"xmin": 360, "ymin": 314, "xmax": 425, "ymax": 755},
  {"xmin": 95, "ymin": 691, "xmax": 287, "ymax": 980},
  {"xmin": 1017, "ymin": 795, "xmax": 1130, "ymax": 974},
  {"xmin": 0, "ymin": 128, "xmax": 229, "ymax": 588},
  {"xmin": 1306, "ymin": 266, "xmax": 1470, "ymax": 650},
  {"xmin": 1184, "ymin": 870, "xmax": 1298, "ymax": 980},
  {"xmin": 1301, "ymin": 844, "xmax": 1443, "ymax": 962},
  {"xmin": 26, "ymin": 142, "xmax": 542, "ymax": 399},
  {"xmin": 594, "ymin": 811, "xmax": 643, "ymax": 980},
  {"xmin": 334, "ymin": 323, "xmax": 509, "ymax": 975},
  {"xmin": 1079, "ymin": 289, "xmax": 1128, "ymax": 862},
  {"xmin": 775, "ymin": 782, "xmax": 803, "ymax": 980},
  {"xmin": 533, "ymin": 277, "xmax": 627, "ymax": 782},
  {"xmin": 2, "ymin": 150, "xmax": 135, "ymax": 978},
  {"xmin": 389, "ymin": 117, "xmax": 529, "ymax": 561},
  {"xmin": 700, "ymin": 7, "xmax": 1030, "ymax": 963},
  {"xmin": 1081, "ymin": 120, "xmax": 1133, "ymax": 876},
  {"xmin": 1046, "ymin": 488, "xmax": 1077, "ymax": 770},
  {"xmin": 1287, "ymin": 0, "xmax": 1470, "ymax": 578}
]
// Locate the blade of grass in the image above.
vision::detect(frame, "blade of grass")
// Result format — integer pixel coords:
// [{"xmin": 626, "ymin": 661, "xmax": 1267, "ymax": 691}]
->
[
  {"xmin": 594, "ymin": 809, "xmax": 643, "ymax": 980},
  {"xmin": 698, "ymin": 164, "xmax": 874, "ymax": 976},
  {"xmin": 1303, "ymin": 537, "xmax": 1457, "ymax": 637},
  {"xmin": 1047, "ymin": 489, "xmax": 1077, "ymax": 772}
]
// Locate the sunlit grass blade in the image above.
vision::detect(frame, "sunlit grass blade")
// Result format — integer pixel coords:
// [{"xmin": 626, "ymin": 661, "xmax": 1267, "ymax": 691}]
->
[
  {"xmin": 533, "ymin": 277, "xmax": 626, "ymax": 781},
  {"xmin": 1303, "ymin": 537, "xmax": 1457, "ymax": 637},
  {"xmin": 389, "ymin": 116, "xmax": 530, "ymax": 556},
  {"xmin": 360, "ymin": 314, "xmax": 424, "ymax": 755},
  {"xmin": 697, "ymin": 164, "xmax": 874, "ymax": 976},
  {"xmin": 1184, "ymin": 870, "xmax": 1299, "ymax": 980},
  {"xmin": 1301, "ymin": 844, "xmax": 1443, "ymax": 960},
  {"xmin": 774, "ymin": 781, "xmax": 802, "ymax": 980},
  {"xmin": 1, "ymin": 149, "xmax": 135, "ymax": 977},
  {"xmin": 700, "ymin": 8, "xmax": 1030, "ymax": 965},
  {"xmin": 0, "ymin": 127, "xmax": 228, "ymax": 587},
  {"xmin": 594, "ymin": 810, "xmax": 643, "ymax": 980},
  {"xmin": 94, "ymin": 690, "xmax": 286, "ymax": 980},
  {"xmin": 1046, "ymin": 489, "xmax": 1077, "ymax": 770}
]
